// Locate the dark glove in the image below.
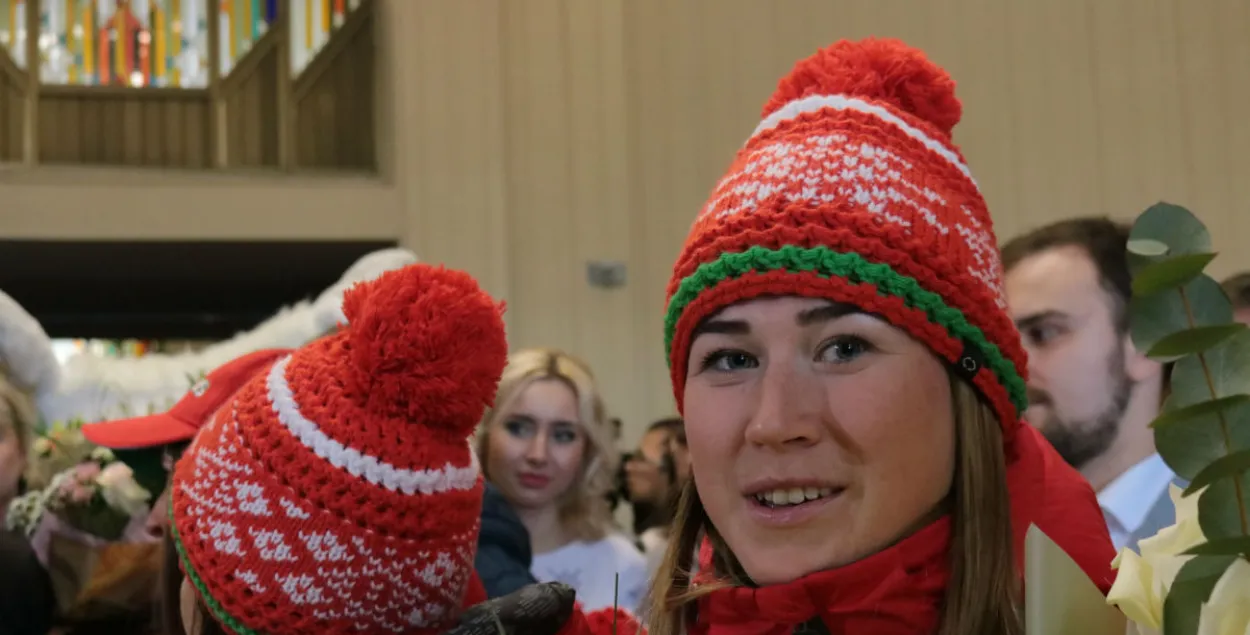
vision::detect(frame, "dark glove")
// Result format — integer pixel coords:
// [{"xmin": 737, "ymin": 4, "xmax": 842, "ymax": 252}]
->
[{"xmin": 446, "ymin": 582, "xmax": 578, "ymax": 635}]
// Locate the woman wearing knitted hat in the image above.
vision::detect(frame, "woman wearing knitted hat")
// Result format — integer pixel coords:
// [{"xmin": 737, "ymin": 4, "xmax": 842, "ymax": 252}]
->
[
  {"xmin": 477, "ymin": 349, "xmax": 649, "ymax": 613},
  {"xmin": 648, "ymin": 39, "xmax": 1116, "ymax": 635},
  {"xmin": 165, "ymin": 263, "xmax": 510, "ymax": 635}
]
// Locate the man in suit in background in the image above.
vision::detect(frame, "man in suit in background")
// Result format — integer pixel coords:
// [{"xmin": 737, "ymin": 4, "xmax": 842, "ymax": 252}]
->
[
  {"xmin": 1002, "ymin": 217, "xmax": 1176, "ymax": 553},
  {"xmin": 1222, "ymin": 272, "xmax": 1250, "ymax": 325}
]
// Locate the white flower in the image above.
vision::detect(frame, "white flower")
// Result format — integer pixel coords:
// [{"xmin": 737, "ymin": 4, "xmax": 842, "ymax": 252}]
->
[
  {"xmin": 1197, "ymin": 558, "xmax": 1250, "ymax": 635},
  {"xmin": 4, "ymin": 491, "xmax": 47, "ymax": 535},
  {"xmin": 88, "ymin": 446, "xmax": 115, "ymax": 463},
  {"xmin": 32, "ymin": 437, "xmax": 52, "ymax": 457},
  {"xmin": 95, "ymin": 462, "xmax": 151, "ymax": 516},
  {"xmin": 1107, "ymin": 484, "xmax": 1205, "ymax": 630}
]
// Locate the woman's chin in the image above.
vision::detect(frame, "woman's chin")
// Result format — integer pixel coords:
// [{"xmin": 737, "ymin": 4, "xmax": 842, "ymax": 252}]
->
[
  {"xmin": 730, "ymin": 534, "xmax": 870, "ymax": 586},
  {"xmin": 738, "ymin": 555, "xmax": 833, "ymax": 586}
]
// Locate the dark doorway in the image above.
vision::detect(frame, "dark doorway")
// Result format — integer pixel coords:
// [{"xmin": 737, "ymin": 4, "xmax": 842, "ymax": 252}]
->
[{"xmin": 0, "ymin": 240, "xmax": 397, "ymax": 339}]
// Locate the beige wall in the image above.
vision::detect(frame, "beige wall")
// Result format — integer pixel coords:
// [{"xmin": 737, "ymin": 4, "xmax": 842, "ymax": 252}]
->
[{"xmin": 3, "ymin": 0, "xmax": 1249, "ymax": 444}]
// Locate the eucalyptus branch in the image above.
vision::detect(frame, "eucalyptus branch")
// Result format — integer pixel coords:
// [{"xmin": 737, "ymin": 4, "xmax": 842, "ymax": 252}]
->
[{"xmin": 1178, "ymin": 287, "xmax": 1250, "ymax": 536}]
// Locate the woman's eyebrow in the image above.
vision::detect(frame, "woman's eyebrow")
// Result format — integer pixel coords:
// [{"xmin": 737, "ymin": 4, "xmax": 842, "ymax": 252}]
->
[
  {"xmin": 691, "ymin": 318, "xmax": 749, "ymax": 339},
  {"xmin": 796, "ymin": 303, "xmax": 861, "ymax": 326}
]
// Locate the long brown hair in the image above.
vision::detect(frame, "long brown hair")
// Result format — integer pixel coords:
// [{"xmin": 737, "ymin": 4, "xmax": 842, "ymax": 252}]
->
[
  {"xmin": 645, "ymin": 375, "xmax": 1022, "ymax": 635},
  {"xmin": 161, "ymin": 535, "xmax": 227, "ymax": 635}
]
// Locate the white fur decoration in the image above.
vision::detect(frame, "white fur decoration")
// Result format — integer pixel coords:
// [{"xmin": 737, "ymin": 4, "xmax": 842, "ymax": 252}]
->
[
  {"xmin": 0, "ymin": 290, "xmax": 61, "ymax": 396},
  {"xmin": 31, "ymin": 248, "xmax": 418, "ymax": 426}
]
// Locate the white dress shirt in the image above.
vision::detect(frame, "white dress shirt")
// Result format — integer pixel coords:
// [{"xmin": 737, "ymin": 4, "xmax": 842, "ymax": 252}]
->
[
  {"xmin": 531, "ymin": 533, "xmax": 649, "ymax": 613},
  {"xmin": 1097, "ymin": 453, "xmax": 1177, "ymax": 552}
]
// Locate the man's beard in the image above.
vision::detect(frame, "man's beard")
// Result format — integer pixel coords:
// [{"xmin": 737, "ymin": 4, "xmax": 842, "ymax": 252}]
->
[{"xmin": 1032, "ymin": 342, "xmax": 1133, "ymax": 470}]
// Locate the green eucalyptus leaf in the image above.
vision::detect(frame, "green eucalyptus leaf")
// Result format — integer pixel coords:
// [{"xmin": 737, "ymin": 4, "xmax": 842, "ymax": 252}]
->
[
  {"xmin": 1182, "ymin": 536, "xmax": 1250, "ymax": 556},
  {"xmin": 1184, "ymin": 448, "xmax": 1250, "ymax": 495},
  {"xmin": 1197, "ymin": 476, "xmax": 1250, "ymax": 540},
  {"xmin": 1131, "ymin": 253, "xmax": 1218, "ymax": 297},
  {"xmin": 1154, "ymin": 330, "xmax": 1250, "ymax": 480},
  {"xmin": 1152, "ymin": 395, "xmax": 1250, "ymax": 430},
  {"xmin": 1130, "ymin": 275, "xmax": 1232, "ymax": 356},
  {"xmin": 1147, "ymin": 324, "xmax": 1246, "ymax": 359},
  {"xmin": 1127, "ymin": 238, "xmax": 1170, "ymax": 257},
  {"xmin": 1161, "ymin": 555, "xmax": 1237, "ymax": 635},
  {"xmin": 1131, "ymin": 202, "xmax": 1212, "ymax": 257}
]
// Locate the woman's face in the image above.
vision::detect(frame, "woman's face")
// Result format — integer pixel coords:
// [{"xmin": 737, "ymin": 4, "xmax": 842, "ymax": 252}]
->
[
  {"xmin": 684, "ymin": 296, "xmax": 955, "ymax": 585},
  {"xmin": 0, "ymin": 422, "xmax": 25, "ymax": 506},
  {"xmin": 486, "ymin": 379, "xmax": 588, "ymax": 512}
]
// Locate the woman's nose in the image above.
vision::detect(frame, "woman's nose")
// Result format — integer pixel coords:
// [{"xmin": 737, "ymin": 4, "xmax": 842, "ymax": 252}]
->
[
  {"xmin": 743, "ymin": 361, "xmax": 824, "ymax": 450},
  {"xmin": 145, "ymin": 506, "xmax": 166, "ymax": 538},
  {"xmin": 145, "ymin": 486, "xmax": 171, "ymax": 537},
  {"xmin": 524, "ymin": 436, "xmax": 549, "ymax": 464}
]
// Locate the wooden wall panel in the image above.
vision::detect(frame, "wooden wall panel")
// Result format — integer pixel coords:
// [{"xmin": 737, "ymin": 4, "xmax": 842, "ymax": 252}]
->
[
  {"xmin": 224, "ymin": 50, "xmax": 281, "ymax": 169},
  {"xmin": 383, "ymin": 0, "xmax": 1250, "ymax": 444},
  {"xmin": 0, "ymin": 82, "xmax": 21, "ymax": 162},
  {"xmin": 384, "ymin": 1, "xmax": 511, "ymax": 300},
  {"xmin": 605, "ymin": 0, "xmax": 1250, "ymax": 438},
  {"xmin": 501, "ymin": 0, "xmax": 639, "ymax": 436},
  {"xmin": 34, "ymin": 90, "xmax": 213, "ymax": 167},
  {"xmin": 5, "ymin": 0, "xmax": 1250, "ymax": 443},
  {"xmin": 293, "ymin": 6, "xmax": 377, "ymax": 170}
]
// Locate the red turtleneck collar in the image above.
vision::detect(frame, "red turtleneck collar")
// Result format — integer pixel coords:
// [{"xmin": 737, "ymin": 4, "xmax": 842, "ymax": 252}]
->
[{"xmin": 690, "ymin": 518, "xmax": 950, "ymax": 635}]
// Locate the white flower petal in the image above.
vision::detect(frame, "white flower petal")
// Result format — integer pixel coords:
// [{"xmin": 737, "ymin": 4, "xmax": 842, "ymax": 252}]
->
[
  {"xmin": 1107, "ymin": 548, "xmax": 1165, "ymax": 629},
  {"xmin": 1197, "ymin": 559, "xmax": 1250, "ymax": 635}
]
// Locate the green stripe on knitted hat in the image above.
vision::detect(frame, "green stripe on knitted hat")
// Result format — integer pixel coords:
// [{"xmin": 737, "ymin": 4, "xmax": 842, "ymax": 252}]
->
[
  {"xmin": 169, "ymin": 508, "xmax": 260, "ymax": 635},
  {"xmin": 663, "ymin": 245, "xmax": 1027, "ymax": 415}
]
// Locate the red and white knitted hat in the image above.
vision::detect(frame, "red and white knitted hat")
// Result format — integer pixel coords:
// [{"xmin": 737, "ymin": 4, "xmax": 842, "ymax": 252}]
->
[
  {"xmin": 170, "ymin": 264, "xmax": 508, "ymax": 635},
  {"xmin": 665, "ymin": 38, "xmax": 1026, "ymax": 440}
]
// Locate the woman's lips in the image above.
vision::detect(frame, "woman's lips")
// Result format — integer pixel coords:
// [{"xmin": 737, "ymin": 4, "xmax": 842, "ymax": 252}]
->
[
  {"xmin": 518, "ymin": 473, "xmax": 551, "ymax": 489},
  {"xmin": 744, "ymin": 487, "xmax": 845, "ymax": 527}
]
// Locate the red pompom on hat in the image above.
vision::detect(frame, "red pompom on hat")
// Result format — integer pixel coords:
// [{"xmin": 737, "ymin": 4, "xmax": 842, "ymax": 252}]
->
[
  {"xmin": 761, "ymin": 37, "xmax": 962, "ymax": 138},
  {"xmin": 170, "ymin": 264, "xmax": 507, "ymax": 635}
]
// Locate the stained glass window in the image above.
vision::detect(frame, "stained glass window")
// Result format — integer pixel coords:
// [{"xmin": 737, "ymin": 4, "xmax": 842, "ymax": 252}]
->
[
  {"xmin": 1, "ymin": 0, "xmax": 29, "ymax": 68},
  {"xmin": 36, "ymin": 0, "xmax": 209, "ymax": 87},
  {"xmin": 217, "ymin": 0, "xmax": 276, "ymax": 76},
  {"xmin": 8, "ymin": 0, "xmax": 358, "ymax": 85},
  {"xmin": 289, "ymin": 0, "xmax": 357, "ymax": 75}
]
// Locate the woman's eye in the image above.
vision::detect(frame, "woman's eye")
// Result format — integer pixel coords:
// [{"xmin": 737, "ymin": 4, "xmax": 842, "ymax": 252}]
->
[
  {"xmin": 504, "ymin": 420, "xmax": 535, "ymax": 438},
  {"xmin": 552, "ymin": 427, "xmax": 579, "ymax": 444},
  {"xmin": 700, "ymin": 349, "xmax": 759, "ymax": 372},
  {"xmin": 1026, "ymin": 324, "xmax": 1062, "ymax": 347},
  {"xmin": 819, "ymin": 336, "xmax": 872, "ymax": 364}
]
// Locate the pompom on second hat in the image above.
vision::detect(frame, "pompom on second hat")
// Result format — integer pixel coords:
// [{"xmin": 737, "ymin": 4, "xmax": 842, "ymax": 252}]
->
[{"xmin": 170, "ymin": 263, "xmax": 508, "ymax": 635}]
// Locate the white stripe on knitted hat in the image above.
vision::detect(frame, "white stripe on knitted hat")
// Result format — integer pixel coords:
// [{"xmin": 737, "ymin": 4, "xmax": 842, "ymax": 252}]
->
[
  {"xmin": 700, "ymin": 135, "xmax": 1006, "ymax": 308},
  {"xmin": 266, "ymin": 355, "xmax": 481, "ymax": 495},
  {"xmin": 750, "ymin": 94, "xmax": 977, "ymax": 189}
]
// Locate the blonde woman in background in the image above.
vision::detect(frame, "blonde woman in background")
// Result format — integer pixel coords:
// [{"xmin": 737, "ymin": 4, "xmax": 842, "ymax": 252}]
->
[
  {"xmin": 477, "ymin": 348, "xmax": 648, "ymax": 613},
  {"xmin": 0, "ymin": 377, "xmax": 36, "ymax": 523}
]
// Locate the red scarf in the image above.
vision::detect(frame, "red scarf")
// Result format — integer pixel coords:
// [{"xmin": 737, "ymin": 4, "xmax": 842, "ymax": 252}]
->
[
  {"xmin": 690, "ymin": 426, "xmax": 1118, "ymax": 611},
  {"xmin": 690, "ymin": 518, "xmax": 950, "ymax": 635}
]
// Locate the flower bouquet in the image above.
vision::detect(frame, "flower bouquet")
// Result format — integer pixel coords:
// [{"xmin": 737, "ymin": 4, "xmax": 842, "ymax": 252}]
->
[
  {"xmin": 6, "ymin": 445, "xmax": 162, "ymax": 624},
  {"xmin": 1098, "ymin": 203, "xmax": 1250, "ymax": 635},
  {"xmin": 22, "ymin": 419, "xmax": 98, "ymax": 493}
]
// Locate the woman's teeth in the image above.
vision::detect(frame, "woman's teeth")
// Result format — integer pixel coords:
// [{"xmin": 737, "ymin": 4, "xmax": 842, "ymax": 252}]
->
[{"xmin": 754, "ymin": 487, "xmax": 835, "ymax": 507}]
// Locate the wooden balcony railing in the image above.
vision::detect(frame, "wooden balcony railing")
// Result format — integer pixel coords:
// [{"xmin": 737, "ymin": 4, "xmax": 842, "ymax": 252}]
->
[{"xmin": 0, "ymin": 0, "xmax": 374, "ymax": 171}]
